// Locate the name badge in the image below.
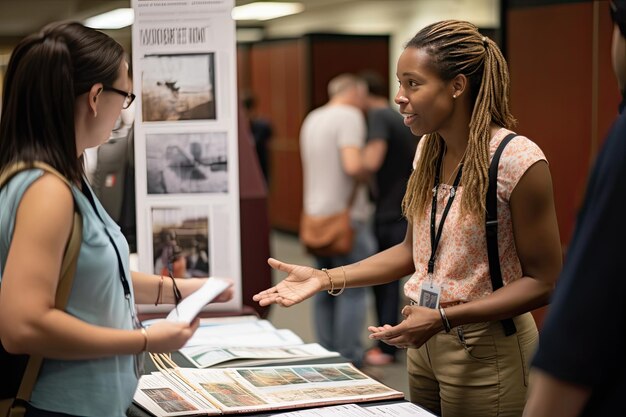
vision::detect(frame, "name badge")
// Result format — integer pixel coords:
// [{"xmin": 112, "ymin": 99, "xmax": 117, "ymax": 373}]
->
[{"xmin": 418, "ymin": 282, "xmax": 441, "ymax": 309}]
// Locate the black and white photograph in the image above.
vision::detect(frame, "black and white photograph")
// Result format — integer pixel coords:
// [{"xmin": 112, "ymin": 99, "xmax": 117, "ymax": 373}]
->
[
  {"xmin": 146, "ymin": 131, "xmax": 228, "ymax": 194},
  {"xmin": 419, "ymin": 288, "xmax": 439, "ymax": 309},
  {"xmin": 152, "ymin": 206, "xmax": 210, "ymax": 278},
  {"xmin": 142, "ymin": 53, "xmax": 216, "ymax": 122}
]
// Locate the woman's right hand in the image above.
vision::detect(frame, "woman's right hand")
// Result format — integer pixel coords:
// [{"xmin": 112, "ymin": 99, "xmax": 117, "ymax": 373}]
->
[
  {"xmin": 144, "ymin": 319, "xmax": 199, "ymax": 353},
  {"xmin": 252, "ymin": 258, "xmax": 325, "ymax": 307}
]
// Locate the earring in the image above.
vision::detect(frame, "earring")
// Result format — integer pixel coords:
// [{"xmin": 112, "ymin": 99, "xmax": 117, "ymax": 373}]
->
[
  {"xmin": 452, "ymin": 94, "xmax": 457, "ymax": 99},
  {"xmin": 93, "ymin": 111, "xmax": 98, "ymax": 118}
]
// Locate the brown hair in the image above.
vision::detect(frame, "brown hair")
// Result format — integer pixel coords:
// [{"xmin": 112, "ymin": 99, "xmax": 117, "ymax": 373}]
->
[
  {"xmin": 0, "ymin": 22, "xmax": 125, "ymax": 184},
  {"xmin": 401, "ymin": 20, "xmax": 516, "ymax": 220}
]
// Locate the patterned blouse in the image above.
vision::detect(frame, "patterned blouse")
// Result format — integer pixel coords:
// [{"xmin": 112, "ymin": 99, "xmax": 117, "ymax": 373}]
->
[{"xmin": 404, "ymin": 128, "xmax": 547, "ymax": 305}]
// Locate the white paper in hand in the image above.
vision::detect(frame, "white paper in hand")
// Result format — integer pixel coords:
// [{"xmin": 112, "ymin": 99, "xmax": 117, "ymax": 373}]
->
[{"xmin": 166, "ymin": 278, "xmax": 231, "ymax": 324}]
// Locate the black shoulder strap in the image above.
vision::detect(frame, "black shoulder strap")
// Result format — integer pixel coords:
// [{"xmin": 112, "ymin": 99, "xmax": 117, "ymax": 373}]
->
[{"xmin": 486, "ymin": 133, "xmax": 517, "ymax": 336}]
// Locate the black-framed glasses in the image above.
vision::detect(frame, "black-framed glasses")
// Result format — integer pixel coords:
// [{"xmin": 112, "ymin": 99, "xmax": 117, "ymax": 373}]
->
[{"xmin": 102, "ymin": 86, "xmax": 136, "ymax": 109}]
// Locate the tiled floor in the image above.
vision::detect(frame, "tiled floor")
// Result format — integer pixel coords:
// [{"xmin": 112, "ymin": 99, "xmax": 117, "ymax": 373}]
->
[{"xmin": 265, "ymin": 230, "xmax": 411, "ymax": 399}]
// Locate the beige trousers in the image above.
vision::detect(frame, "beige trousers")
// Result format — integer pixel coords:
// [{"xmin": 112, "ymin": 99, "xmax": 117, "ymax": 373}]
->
[{"xmin": 407, "ymin": 313, "xmax": 538, "ymax": 417}]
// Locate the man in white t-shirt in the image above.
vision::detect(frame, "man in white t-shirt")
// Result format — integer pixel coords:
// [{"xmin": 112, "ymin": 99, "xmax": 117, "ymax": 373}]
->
[{"xmin": 300, "ymin": 74, "xmax": 376, "ymax": 367}]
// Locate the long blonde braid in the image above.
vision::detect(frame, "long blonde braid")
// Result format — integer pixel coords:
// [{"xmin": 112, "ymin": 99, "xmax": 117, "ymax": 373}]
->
[{"xmin": 401, "ymin": 20, "xmax": 516, "ymax": 221}]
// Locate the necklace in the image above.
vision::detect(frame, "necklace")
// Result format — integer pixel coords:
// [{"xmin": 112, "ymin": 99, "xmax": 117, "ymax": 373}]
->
[
  {"xmin": 434, "ymin": 146, "xmax": 467, "ymax": 197},
  {"xmin": 443, "ymin": 146, "xmax": 468, "ymax": 182}
]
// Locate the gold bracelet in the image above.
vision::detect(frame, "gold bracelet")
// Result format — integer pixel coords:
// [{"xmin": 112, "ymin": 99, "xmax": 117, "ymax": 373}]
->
[
  {"xmin": 321, "ymin": 268, "xmax": 334, "ymax": 294},
  {"xmin": 140, "ymin": 327, "xmax": 149, "ymax": 352},
  {"xmin": 330, "ymin": 266, "xmax": 346, "ymax": 296}
]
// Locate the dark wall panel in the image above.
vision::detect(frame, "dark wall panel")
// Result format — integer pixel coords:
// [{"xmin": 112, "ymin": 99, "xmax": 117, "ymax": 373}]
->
[
  {"xmin": 509, "ymin": 2, "xmax": 593, "ymax": 244},
  {"xmin": 506, "ymin": 0, "xmax": 620, "ymax": 327}
]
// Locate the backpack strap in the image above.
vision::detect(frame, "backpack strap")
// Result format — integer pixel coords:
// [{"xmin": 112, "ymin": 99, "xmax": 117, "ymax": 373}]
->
[
  {"xmin": 486, "ymin": 134, "xmax": 517, "ymax": 336},
  {"xmin": 0, "ymin": 162, "xmax": 83, "ymax": 410}
]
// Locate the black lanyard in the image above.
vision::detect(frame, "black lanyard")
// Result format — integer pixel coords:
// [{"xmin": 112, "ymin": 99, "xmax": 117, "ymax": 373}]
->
[
  {"xmin": 428, "ymin": 148, "xmax": 463, "ymax": 275},
  {"xmin": 81, "ymin": 178, "xmax": 132, "ymax": 301}
]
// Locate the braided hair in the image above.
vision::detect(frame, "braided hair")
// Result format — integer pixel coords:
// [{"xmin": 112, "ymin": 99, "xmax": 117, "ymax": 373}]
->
[{"xmin": 401, "ymin": 20, "xmax": 516, "ymax": 220}]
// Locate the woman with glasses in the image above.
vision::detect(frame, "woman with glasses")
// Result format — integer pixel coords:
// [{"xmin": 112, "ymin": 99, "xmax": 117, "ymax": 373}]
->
[{"xmin": 0, "ymin": 22, "xmax": 232, "ymax": 417}]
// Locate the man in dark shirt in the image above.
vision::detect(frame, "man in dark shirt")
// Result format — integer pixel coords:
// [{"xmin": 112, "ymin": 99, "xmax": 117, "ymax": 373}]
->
[
  {"xmin": 523, "ymin": 2, "xmax": 626, "ymax": 416},
  {"xmin": 360, "ymin": 71, "xmax": 418, "ymax": 365}
]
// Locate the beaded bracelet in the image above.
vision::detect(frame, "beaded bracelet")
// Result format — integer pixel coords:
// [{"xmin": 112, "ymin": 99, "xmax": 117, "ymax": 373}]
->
[
  {"xmin": 321, "ymin": 267, "xmax": 346, "ymax": 297},
  {"xmin": 321, "ymin": 268, "xmax": 335, "ymax": 294}
]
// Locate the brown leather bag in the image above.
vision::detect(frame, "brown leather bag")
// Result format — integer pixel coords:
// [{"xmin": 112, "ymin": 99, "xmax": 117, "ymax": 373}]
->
[
  {"xmin": 299, "ymin": 209, "xmax": 354, "ymax": 257},
  {"xmin": 299, "ymin": 184, "xmax": 357, "ymax": 257}
]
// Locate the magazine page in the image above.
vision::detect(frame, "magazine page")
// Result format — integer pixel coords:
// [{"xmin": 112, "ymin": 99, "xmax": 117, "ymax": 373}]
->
[
  {"xmin": 179, "ymin": 343, "xmax": 340, "ymax": 368},
  {"xmin": 179, "ymin": 363, "xmax": 404, "ymax": 414},
  {"xmin": 134, "ymin": 374, "xmax": 221, "ymax": 417}
]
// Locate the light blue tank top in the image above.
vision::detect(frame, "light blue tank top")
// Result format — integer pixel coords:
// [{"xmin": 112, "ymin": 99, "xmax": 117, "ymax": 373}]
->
[{"xmin": 0, "ymin": 169, "xmax": 138, "ymax": 417}]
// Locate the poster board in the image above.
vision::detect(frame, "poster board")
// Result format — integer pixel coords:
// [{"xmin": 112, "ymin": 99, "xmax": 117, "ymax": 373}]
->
[{"xmin": 131, "ymin": 0, "xmax": 241, "ymax": 313}]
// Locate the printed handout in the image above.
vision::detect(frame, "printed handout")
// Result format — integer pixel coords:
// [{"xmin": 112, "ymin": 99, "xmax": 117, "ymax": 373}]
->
[{"xmin": 166, "ymin": 278, "xmax": 232, "ymax": 323}]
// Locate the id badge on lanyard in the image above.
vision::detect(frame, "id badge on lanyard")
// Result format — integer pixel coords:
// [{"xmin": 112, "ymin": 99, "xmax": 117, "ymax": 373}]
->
[
  {"xmin": 420, "ymin": 146, "xmax": 463, "ymax": 309},
  {"xmin": 418, "ymin": 278, "xmax": 441, "ymax": 309}
]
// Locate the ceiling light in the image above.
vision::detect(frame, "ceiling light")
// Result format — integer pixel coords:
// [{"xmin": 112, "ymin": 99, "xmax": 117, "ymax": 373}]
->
[
  {"xmin": 84, "ymin": 8, "xmax": 135, "ymax": 30},
  {"xmin": 232, "ymin": 2, "xmax": 304, "ymax": 21}
]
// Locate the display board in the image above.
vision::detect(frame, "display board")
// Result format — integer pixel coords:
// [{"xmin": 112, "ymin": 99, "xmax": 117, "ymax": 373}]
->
[{"xmin": 132, "ymin": 0, "xmax": 241, "ymax": 313}]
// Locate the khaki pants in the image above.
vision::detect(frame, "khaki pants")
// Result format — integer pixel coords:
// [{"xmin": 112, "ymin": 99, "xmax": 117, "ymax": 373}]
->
[{"xmin": 407, "ymin": 313, "xmax": 537, "ymax": 417}]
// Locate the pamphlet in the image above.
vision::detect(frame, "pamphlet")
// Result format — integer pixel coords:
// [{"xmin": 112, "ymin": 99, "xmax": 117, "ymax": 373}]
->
[{"xmin": 166, "ymin": 278, "xmax": 231, "ymax": 324}]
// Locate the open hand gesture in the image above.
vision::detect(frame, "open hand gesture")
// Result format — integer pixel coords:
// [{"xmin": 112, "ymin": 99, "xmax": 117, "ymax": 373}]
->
[
  {"xmin": 368, "ymin": 305, "xmax": 442, "ymax": 349},
  {"xmin": 252, "ymin": 258, "xmax": 325, "ymax": 307}
]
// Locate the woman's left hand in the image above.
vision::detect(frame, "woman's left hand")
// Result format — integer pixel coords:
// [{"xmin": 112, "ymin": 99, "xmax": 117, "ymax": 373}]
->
[{"xmin": 368, "ymin": 305, "xmax": 442, "ymax": 349}]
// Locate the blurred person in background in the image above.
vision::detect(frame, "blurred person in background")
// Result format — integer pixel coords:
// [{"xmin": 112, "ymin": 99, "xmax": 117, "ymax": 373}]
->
[
  {"xmin": 360, "ymin": 70, "xmax": 418, "ymax": 366},
  {"xmin": 299, "ymin": 74, "xmax": 376, "ymax": 367}
]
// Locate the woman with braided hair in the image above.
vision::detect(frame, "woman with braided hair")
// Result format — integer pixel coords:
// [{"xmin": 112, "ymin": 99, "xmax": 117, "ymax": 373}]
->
[{"xmin": 254, "ymin": 20, "xmax": 562, "ymax": 416}]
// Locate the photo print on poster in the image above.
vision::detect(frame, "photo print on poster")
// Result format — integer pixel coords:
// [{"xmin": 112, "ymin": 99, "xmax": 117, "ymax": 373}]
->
[
  {"xmin": 146, "ymin": 131, "xmax": 228, "ymax": 194},
  {"xmin": 152, "ymin": 206, "xmax": 210, "ymax": 278},
  {"xmin": 142, "ymin": 53, "xmax": 216, "ymax": 122}
]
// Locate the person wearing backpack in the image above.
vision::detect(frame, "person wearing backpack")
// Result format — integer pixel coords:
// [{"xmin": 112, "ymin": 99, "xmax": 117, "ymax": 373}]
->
[
  {"xmin": 0, "ymin": 22, "xmax": 232, "ymax": 417},
  {"xmin": 254, "ymin": 20, "xmax": 562, "ymax": 417}
]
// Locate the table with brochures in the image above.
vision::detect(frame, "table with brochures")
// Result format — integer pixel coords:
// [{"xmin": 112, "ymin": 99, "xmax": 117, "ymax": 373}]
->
[{"xmin": 127, "ymin": 316, "xmax": 433, "ymax": 417}]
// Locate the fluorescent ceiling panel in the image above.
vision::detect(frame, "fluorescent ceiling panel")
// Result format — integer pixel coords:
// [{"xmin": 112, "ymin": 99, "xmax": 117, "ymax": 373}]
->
[
  {"xmin": 232, "ymin": 2, "xmax": 304, "ymax": 21},
  {"xmin": 84, "ymin": 8, "xmax": 135, "ymax": 30}
]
